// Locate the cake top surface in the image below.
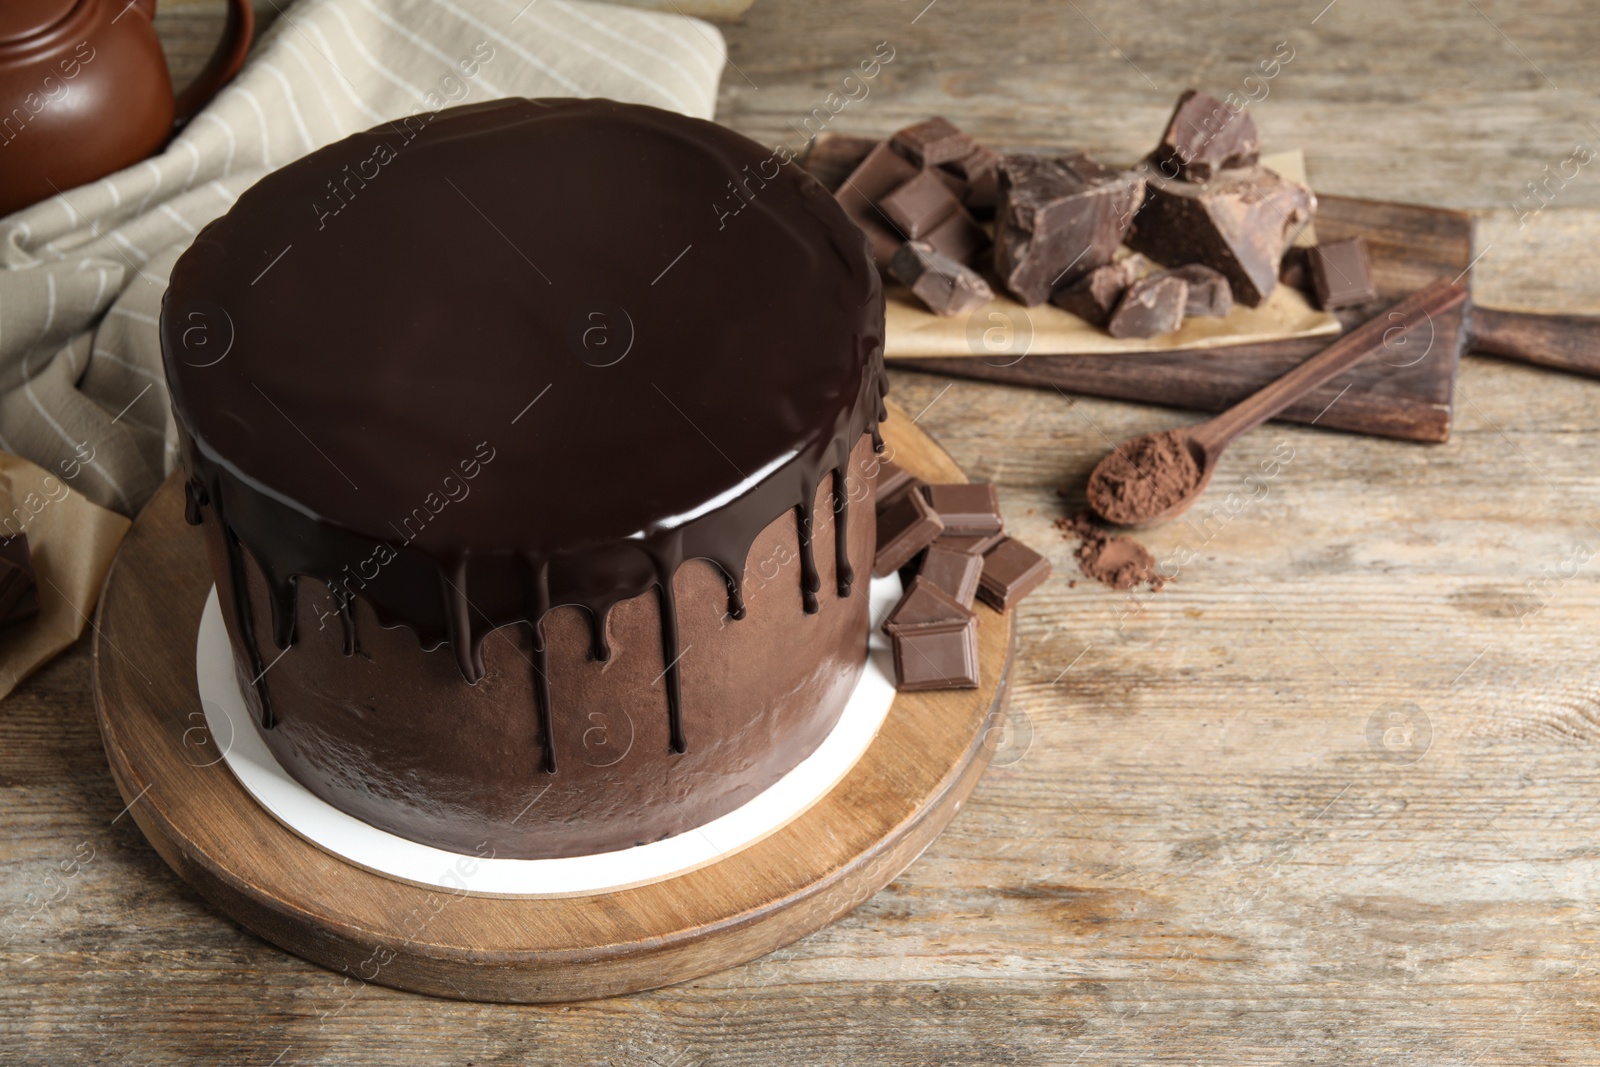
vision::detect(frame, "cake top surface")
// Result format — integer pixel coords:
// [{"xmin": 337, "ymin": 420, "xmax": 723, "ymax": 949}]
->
[{"xmin": 163, "ymin": 97, "xmax": 882, "ymax": 556}]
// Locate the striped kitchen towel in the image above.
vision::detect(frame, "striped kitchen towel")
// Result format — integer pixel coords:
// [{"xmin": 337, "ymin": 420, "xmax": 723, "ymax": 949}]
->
[{"xmin": 0, "ymin": 0, "xmax": 726, "ymax": 518}]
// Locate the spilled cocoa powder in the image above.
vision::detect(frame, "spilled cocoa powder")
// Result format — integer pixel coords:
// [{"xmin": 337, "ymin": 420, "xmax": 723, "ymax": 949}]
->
[
  {"xmin": 1055, "ymin": 510, "xmax": 1166, "ymax": 592},
  {"xmin": 1087, "ymin": 429, "xmax": 1202, "ymax": 526}
]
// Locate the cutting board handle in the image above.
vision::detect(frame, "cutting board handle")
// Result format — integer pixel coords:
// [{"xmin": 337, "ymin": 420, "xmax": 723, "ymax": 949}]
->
[{"xmin": 1469, "ymin": 306, "xmax": 1600, "ymax": 378}]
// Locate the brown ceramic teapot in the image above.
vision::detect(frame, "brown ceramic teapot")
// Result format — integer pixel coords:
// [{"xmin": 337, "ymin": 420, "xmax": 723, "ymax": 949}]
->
[{"xmin": 0, "ymin": 0, "xmax": 254, "ymax": 218}]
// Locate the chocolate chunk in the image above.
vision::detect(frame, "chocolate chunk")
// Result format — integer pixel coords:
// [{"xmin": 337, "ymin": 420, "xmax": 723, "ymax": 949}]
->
[
  {"xmin": 875, "ymin": 484, "xmax": 945, "ymax": 577},
  {"xmin": 1167, "ymin": 263, "xmax": 1232, "ymax": 317},
  {"xmin": 1306, "ymin": 237, "xmax": 1378, "ymax": 309},
  {"xmin": 918, "ymin": 542, "xmax": 985, "ymax": 606},
  {"xmin": 977, "ymin": 537, "xmax": 1052, "ymax": 611},
  {"xmin": 885, "ymin": 578, "xmax": 980, "ymax": 691},
  {"xmin": 922, "ymin": 483, "xmax": 1003, "ymax": 537},
  {"xmin": 0, "ymin": 534, "xmax": 38, "ymax": 626},
  {"xmin": 874, "ymin": 458, "xmax": 916, "ymax": 504},
  {"xmin": 834, "ymin": 140, "xmax": 919, "ymax": 268},
  {"xmin": 922, "ymin": 205, "xmax": 988, "ymax": 266},
  {"xmin": 1279, "ymin": 246, "xmax": 1310, "ymax": 291},
  {"xmin": 890, "ymin": 116, "xmax": 974, "ymax": 168},
  {"xmin": 889, "ymin": 241, "xmax": 994, "ymax": 317},
  {"xmin": 1126, "ymin": 165, "xmax": 1315, "ymax": 307},
  {"xmin": 942, "ymin": 144, "xmax": 1001, "ymax": 214},
  {"xmin": 1049, "ymin": 254, "xmax": 1149, "ymax": 326},
  {"xmin": 995, "ymin": 153, "xmax": 1146, "ymax": 305},
  {"xmin": 935, "ymin": 531, "xmax": 1006, "ymax": 556},
  {"xmin": 879, "ymin": 169, "xmax": 960, "ymax": 240},
  {"xmin": 1108, "ymin": 273, "xmax": 1187, "ymax": 339},
  {"xmin": 1150, "ymin": 89, "xmax": 1261, "ymax": 183}
]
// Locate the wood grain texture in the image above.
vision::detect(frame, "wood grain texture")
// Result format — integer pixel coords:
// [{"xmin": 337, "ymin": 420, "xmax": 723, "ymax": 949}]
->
[
  {"xmin": 87, "ymin": 406, "xmax": 1010, "ymax": 1004},
  {"xmin": 7, "ymin": 0, "xmax": 1600, "ymax": 1062}
]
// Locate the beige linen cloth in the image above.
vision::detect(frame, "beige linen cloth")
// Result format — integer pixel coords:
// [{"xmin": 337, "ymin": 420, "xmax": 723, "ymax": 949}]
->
[{"xmin": 0, "ymin": 0, "xmax": 726, "ymax": 697}]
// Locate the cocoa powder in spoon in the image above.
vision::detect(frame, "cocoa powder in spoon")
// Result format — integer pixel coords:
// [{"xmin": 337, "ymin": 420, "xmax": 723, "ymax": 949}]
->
[{"xmin": 1086, "ymin": 430, "xmax": 1202, "ymax": 526}]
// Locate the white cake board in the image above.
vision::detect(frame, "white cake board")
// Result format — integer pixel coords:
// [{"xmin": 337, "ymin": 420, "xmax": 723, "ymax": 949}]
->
[{"xmin": 196, "ymin": 576, "xmax": 902, "ymax": 898}]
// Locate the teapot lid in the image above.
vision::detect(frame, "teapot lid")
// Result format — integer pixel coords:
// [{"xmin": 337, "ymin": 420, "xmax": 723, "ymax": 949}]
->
[{"xmin": 0, "ymin": 0, "xmax": 83, "ymax": 46}]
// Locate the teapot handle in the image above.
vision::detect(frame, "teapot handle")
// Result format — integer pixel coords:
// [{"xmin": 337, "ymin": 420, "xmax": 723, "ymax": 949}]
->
[{"xmin": 172, "ymin": 0, "xmax": 255, "ymax": 127}]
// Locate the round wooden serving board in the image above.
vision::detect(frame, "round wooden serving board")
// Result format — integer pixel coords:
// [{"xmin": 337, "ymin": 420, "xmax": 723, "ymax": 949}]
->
[{"xmin": 90, "ymin": 402, "xmax": 1015, "ymax": 1003}]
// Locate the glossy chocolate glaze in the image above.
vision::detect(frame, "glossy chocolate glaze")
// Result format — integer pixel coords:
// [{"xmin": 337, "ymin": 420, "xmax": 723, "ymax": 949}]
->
[{"xmin": 162, "ymin": 98, "xmax": 886, "ymax": 776}]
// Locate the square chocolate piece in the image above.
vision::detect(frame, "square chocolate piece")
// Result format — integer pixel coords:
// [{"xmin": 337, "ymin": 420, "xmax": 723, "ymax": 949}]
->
[
  {"xmin": 1126, "ymin": 165, "xmax": 1315, "ymax": 307},
  {"xmin": 922, "ymin": 205, "xmax": 989, "ymax": 266},
  {"xmin": 873, "ymin": 458, "xmax": 916, "ymax": 505},
  {"xmin": 918, "ymin": 542, "xmax": 985, "ymax": 606},
  {"xmin": 833, "ymin": 140, "xmax": 919, "ymax": 268},
  {"xmin": 875, "ymin": 484, "xmax": 945, "ymax": 578},
  {"xmin": 879, "ymin": 169, "xmax": 961, "ymax": 240},
  {"xmin": 890, "ymin": 116, "xmax": 974, "ymax": 168},
  {"xmin": 1150, "ymin": 89, "xmax": 1261, "ymax": 184},
  {"xmin": 977, "ymin": 537, "xmax": 1052, "ymax": 611},
  {"xmin": 922, "ymin": 483, "xmax": 1003, "ymax": 537},
  {"xmin": 934, "ymin": 531, "xmax": 1006, "ymax": 556},
  {"xmin": 995, "ymin": 153, "xmax": 1146, "ymax": 305},
  {"xmin": 889, "ymin": 241, "xmax": 994, "ymax": 317},
  {"xmin": 1306, "ymin": 237, "xmax": 1378, "ymax": 309},
  {"xmin": 885, "ymin": 578, "xmax": 980, "ymax": 691},
  {"xmin": 1108, "ymin": 273, "xmax": 1188, "ymax": 339}
]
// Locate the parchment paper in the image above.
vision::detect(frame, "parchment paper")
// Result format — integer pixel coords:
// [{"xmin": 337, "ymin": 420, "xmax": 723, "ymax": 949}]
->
[{"xmin": 0, "ymin": 453, "xmax": 131, "ymax": 700}]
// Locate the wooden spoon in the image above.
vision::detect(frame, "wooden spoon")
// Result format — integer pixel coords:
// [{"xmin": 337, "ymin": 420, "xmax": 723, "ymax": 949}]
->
[{"xmin": 1087, "ymin": 277, "xmax": 1470, "ymax": 527}]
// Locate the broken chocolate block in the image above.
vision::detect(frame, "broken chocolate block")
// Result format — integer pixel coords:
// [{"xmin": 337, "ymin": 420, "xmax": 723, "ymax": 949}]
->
[
  {"xmin": 995, "ymin": 153, "xmax": 1146, "ymax": 306},
  {"xmin": 1279, "ymin": 246, "xmax": 1310, "ymax": 292},
  {"xmin": 833, "ymin": 140, "xmax": 919, "ymax": 268},
  {"xmin": 889, "ymin": 241, "xmax": 994, "ymax": 317},
  {"xmin": 885, "ymin": 577, "xmax": 980, "ymax": 691},
  {"xmin": 1150, "ymin": 89, "xmax": 1261, "ymax": 183},
  {"xmin": 1168, "ymin": 263, "xmax": 1232, "ymax": 318},
  {"xmin": 923, "ymin": 205, "xmax": 988, "ymax": 266},
  {"xmin": 874, "ymin": 485, "xmax": 945, "ymax": 577},
  {"xmin": 1108, "ymin": 273, "xmax": 1188, "ymax": 339},
  {"xmin": 976, "ymin": 537, "xmax": 1052, "ymax": 611},
  {"xmin": 1049, "ymin": 254, "xmax": 1149, "ymax": 326},
  {"xmin": 0, "ymin": 534, "xmax": 38, "ymax": 626},
  {"xmin": 879, "ymin": 169, "xmax": 960, "ymax": 240},
  {"xmin": 890, "ymin": 116, "xmax": 974, "ymax": 168},
  {"xmin": 1306, "ymin": 237, "xmax": 1378, "ymax": 309},
  {"xmin": 942, "ymin": 144, "xmax": 1002, "ymax": 215},
  {"xmin": 922, "ymin": 483, "xmax": 1003, "ymax": 537},
  {"xmin": 918, "ymin": 541, "xmax": 985, "ymax": 606},
  {"xmin": 1126, "ymin": 165, "xmax": 1315, "ymax": 307}
]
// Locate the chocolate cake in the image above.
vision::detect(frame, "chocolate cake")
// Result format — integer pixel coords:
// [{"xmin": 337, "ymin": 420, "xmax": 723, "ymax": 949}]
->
[{"xmin": 160, "ymin": 98, "xmax": 887, "ymax": 860}]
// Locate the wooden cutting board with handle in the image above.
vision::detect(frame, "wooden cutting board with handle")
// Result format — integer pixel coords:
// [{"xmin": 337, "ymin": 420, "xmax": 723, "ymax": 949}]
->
[{"xmin": 802, "ymin": 133, "xmax": 1600, "ymax": 443}]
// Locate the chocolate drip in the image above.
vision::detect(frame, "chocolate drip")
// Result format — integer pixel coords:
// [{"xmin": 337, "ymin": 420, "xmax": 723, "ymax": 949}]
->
[
  {"xmin": 655, "ymin": 576, "xmax": 686, "ymax": 755},
  {"xmin": 587, "ymin": 606, "xmax": 611, "ymax": 663},
  {"xmin": 333, "ymin": 587, "xmax": 358, "ymax": 657},
  {"xmin": 441, "ymin": 557, "xmax": 484, "ymax": 685},
  {"xmin": 163, "ymin": 98, "xmax": 885, "ymax": 765},
  {"xmin": 832, "ymin": 467, "xmax": 853, "ymax": 597},
  {"xmin": 267, "ymin": 573, "xmax": 298, "ymax": 652},
  {"xmin": 794, "ymin": 500, "xmax": 821, "ymax": 615},
  {"xmin": 214, "ymin": 496, "xmax": 274, "ymax": 730},
  {"xmin": 522, "ymin": 556, "xmax": 558, "ymax": 774}
]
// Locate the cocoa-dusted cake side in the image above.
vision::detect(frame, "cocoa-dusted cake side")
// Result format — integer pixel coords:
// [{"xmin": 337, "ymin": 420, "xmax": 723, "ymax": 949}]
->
[{"xmin": 160, "ymin": 98, "xmax": 887, "ymax": 859}]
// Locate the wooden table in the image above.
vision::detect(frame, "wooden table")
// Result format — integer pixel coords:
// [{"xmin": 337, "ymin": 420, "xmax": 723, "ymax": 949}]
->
[{"xmin": 7, "ymin": 1, "xmax": 1600, "ymax": 1062}]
